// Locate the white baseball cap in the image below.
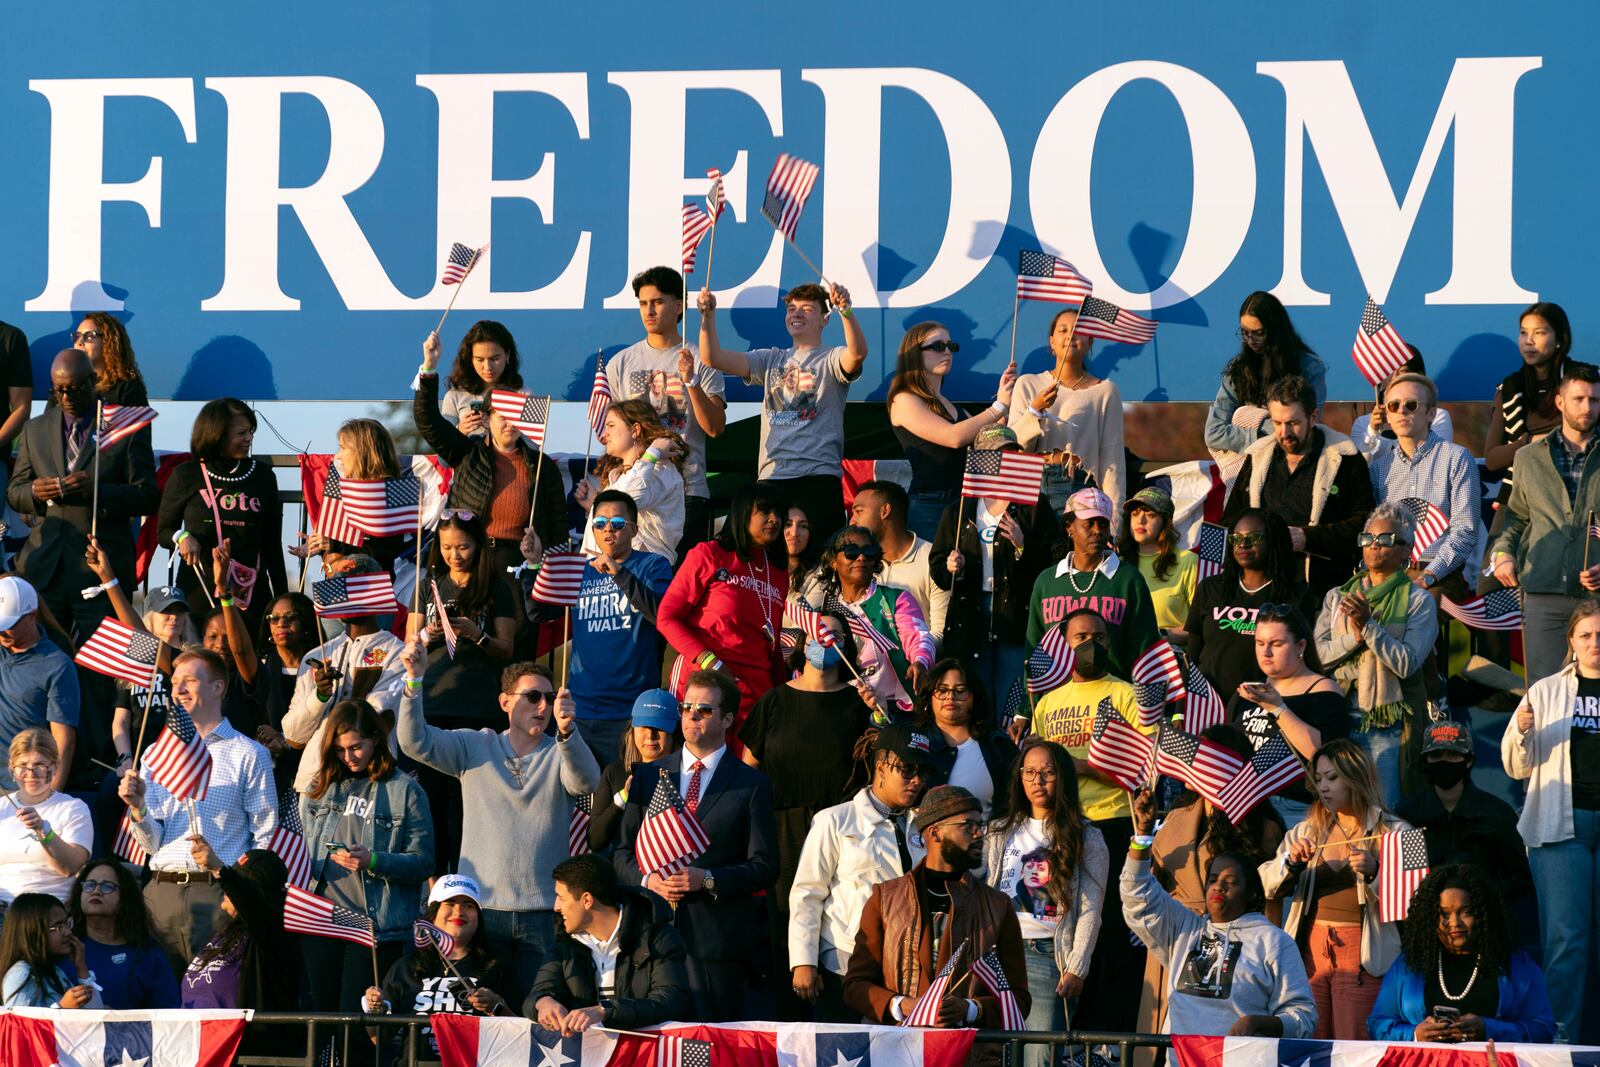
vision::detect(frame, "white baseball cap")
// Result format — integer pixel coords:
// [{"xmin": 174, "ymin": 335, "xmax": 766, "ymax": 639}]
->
[
  {"xmin": 0, "ymin": 576, "xmax": 39, "ymax": 632},
  {"xmin": 427, "ymin": 873, "xmax": 483, "ymax": 907}
]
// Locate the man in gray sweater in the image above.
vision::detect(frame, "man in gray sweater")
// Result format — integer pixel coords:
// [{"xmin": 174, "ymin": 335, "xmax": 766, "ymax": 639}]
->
[{"xmin": 395, "ymin": 635, "xmax": 600, "ymax": 1004}]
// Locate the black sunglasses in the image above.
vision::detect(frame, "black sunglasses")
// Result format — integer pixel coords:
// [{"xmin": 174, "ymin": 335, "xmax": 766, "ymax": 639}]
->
[
  {"xmin": 1356, "ymin": 531, "xmax": 1410, "ymax": 548},
  {"xmin": 1255, "ymin": 603, "xmax": 1296, "ymax": 621},
  {"xmin": 921, "ymin": 340, "xmax": 961, "ymax": 354},
  {"xmin": 836, "ymin": 542, "xmax": 884, "ymax": 562}
]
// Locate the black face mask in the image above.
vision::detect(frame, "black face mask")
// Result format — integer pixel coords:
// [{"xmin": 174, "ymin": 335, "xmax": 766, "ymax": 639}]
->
[
  {"xmin": 1073, "ymin": 643, "xmax": 1107, "ymax": 680},
  {"xmin": 1421, "ymin": 760, "xmax": 1471, "ymax": 789}
]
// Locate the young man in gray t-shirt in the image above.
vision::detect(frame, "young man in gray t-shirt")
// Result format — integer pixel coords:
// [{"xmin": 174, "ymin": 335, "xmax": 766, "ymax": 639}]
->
[
  {"xmin": 697, "ymin": 281, "xmax": 866, "ymax": 533},
  {"xmin": 605, "ymin": 266, "xmax": 727, "ymax": 555}
]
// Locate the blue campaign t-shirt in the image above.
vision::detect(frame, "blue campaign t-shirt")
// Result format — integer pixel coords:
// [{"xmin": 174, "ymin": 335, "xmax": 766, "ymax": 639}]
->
[
  {"xmin": 0, "ymin": 637, "xmax": 79, "ymax": 786},
  {"xmin": 85, "ymin": 938, "xmax": 180, "ymax": 1009},
  {"xmin": 568, "ymin": 551, "xmax": 674, "ymax": 720}
]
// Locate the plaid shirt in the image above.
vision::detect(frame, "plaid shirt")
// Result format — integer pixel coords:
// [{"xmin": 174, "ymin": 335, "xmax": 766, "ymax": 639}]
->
[
  {"xmin": 1549, "ymin": 431, "xmax": 1600, "ymax": 503},
  {"xmin": 127, "ymin": 718, "xmax": 279, "ymax": 871},
  {"xmin": 1367, "ymin": 432, "xmax": 1482, "ymax": 581}
]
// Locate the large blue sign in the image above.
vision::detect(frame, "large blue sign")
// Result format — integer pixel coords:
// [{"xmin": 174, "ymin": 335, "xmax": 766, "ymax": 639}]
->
[{"xmin": 0, "ymin": 2, "xmax": 1588, "ymax": 403}]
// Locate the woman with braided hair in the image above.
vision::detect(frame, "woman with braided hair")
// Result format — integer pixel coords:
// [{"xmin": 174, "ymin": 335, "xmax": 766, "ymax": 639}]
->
[{"xmin": 1367, "ymin": 864, "xmax": 1554, "ymax": 1042}]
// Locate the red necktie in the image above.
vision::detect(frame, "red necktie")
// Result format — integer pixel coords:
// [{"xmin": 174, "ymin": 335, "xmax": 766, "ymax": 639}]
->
[{"xmin": 685, "ymin": 760, "xmax": 705, "ymax": 813}]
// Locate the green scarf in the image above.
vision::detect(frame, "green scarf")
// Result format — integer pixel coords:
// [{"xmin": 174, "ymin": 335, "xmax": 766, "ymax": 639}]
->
[{"xmin": 1335, "ymin": 568, "xmax": 1414, "ymax": 729}]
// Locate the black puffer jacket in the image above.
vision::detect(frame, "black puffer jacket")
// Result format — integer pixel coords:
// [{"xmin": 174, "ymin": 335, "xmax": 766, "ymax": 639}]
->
[{"xmin": 523, "ymin": 890, "xmax": 690, "ymax": 1027}]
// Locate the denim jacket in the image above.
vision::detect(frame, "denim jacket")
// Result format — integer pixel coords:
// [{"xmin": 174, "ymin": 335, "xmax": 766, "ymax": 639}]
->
[
  {"xmin": 299, "ymin": 770, "xmax": 435, "ymax": 941},
  {"xmin": 1203, "ymin": 352, "xmax": 1328, "ymax": 454}
]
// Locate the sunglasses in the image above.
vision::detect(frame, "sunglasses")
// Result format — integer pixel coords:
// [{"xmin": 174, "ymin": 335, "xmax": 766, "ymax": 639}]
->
[
  {"xmin": 1254, "ymin": 603, "xmax": 1297, "ymax": 622},
  {"xmin": 70, "ymin": 330, "xmax": 102, "ymax": 344},
  {"xmin": 264, "ymin": 612, "xmax": 302, "ymax": 625},
  {"xmin": 591, "ymin": 516, "xmax": 631, "ymax": 532},
  {"xmin": 1228, "ymin": 532, "xmax": 1265, "ymax": 547},
  {"xmin": 679, "ymin": 701, "xmax": 721, "ymax": 716},
  {"xmin": 1383, "ymin": 399, "xmax": 1423, "ymax": 414},
  {"xmin": 511, "ymin": 689, "xmax": 555, "ymax": 707},
  {"xmin": 921, "ymin": 340, "xmax": 961, "ymax": 354},
  {"xmin": 1356, "ymin": 531, "xmax": 1410, "ymax": 548},
  {"xmin": 439, "ymin": 509, "xmax": 477, "ymax": 522},
  {"xmin": 884, "ymin": 761, "xmax": 929, "ymax": 780},
  {"xmin": 835, "ymin": 543, "xmax": 884, "ymax": 562}
]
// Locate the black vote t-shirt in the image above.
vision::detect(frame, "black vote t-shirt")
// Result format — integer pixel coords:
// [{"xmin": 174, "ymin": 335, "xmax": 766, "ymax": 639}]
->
[
  {"xmin": 1183, "ymin": 576, "xmax": 1313, "ymax": 703},
  {"xmin": 1571, "ymin": 676, "xmax": 1600, "ymax": 810}
]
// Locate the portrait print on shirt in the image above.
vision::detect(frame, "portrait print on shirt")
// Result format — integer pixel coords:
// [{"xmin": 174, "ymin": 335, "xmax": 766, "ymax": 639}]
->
[
  {"xmin": 629, "ymin": 370, "xmax": 689, "ymax": 434},
  {"xmin": 767, "ymin": 358, "xmax": 821, "ymax": 424},
  {"xmin": 1006, "ymin": 847, "xmax": 1061, "ymax": 925},
  {"xmin": 1175, "ymin": 930, "xmax": 1242, "ymax": 999}
]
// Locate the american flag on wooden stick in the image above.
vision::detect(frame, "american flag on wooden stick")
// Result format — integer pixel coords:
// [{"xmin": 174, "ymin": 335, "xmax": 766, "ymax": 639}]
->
[
  {"xmin": 319, "ymin": 469, "xmax": 419, "ymax": 543},
  {"xmin": 1074, "ymin": 295, "xmax": 1157, "ymax": 345},
  {"xmin": 99, "ymin": 403, "xmax": 159, "ymax": 448},
  {"xmin": 1351, "ymin": 296, "xmax": 1412, "ymax": 386},
  {"xmin": 531, "ymin": 549, "xmax": 588, "ymax": 607},
  {"xmin": 635, "ymin": 768, "xmax": 710, "ymax": 879},
  {"xmin": 1377, "ymin": 828, "xmax": 1431, "ymax": 923},
  {"xmin": 961, "ymin": 449, "xmax": 1046, "ymax": 505},
  {"xmin": 969, "ymin": 947, "xmax": 1026, "ymax": 1031},
  {"xmin": 1086, "ymin": 698, "xmax": 1153, "ymax": 793},
  {"xmin": 431, "ymin": 580, "xmax": 458, "ymax": 658},
  {"xmin": 1179, "ymin": 657, "xmax": 1227, "ymax": 734},
  {"xmin": 705, "ymin": 167, "xmax": 726, "ymax": 219},
  {"xmin": 1155, "ymin": 726, "xmax": 1246, "ymax": 812},
  {"xmin": 269, "ymin": 789, "xmax": 313, "ymax": 889},
  {"xmin": 903, "ymin": 939, "xmax": 968, "ymax": 1027},
  {"xmin": 761, "ymin": 153, "xmax": 820, "ymax": 242},
  {"xmin": 113, "ymin": 811, "xmax": 148, "ymax": 866},
  {"xmin": 1026, "ymin": 627, "xmax": 1075, "ymax": 695},
  {"xmin": 1193, "ymin": 522, "xmax": 1229, "ymax": 581},
  {"xmin": 568, "ymin": 792, "xmax": 592, "ymax": 856},
  {"xmin": 413, "ymin": 919, "xmax": 456, "ymax": 958},
  {"xmin": 489, "ymin": 390, "xmax": 549, "ymax": 448},
  {"xmin": 440, "ymin": 242, "xmax": 487, "ymax": 286},
  {"xmin": 1394, "ymin": 497, "xmax": 1449, "ymax": 566},
  {"xmin": 682, "ymin": 202, "xmax": 714, "ymax": 275},
  {"xmin": 284, "ymin": 884, "xmax": 375, "ymax": 947},
  {"xmin": 783, "ymin": 600, "xmax": 836, "ymax": 648},
  {"xmin": 587, "ymin": 353, "xmax": 612, "ymax": 440},
  {"xmin": 144, "ymin": 699, "xmax": 213, "ymax": 801},
  {"xmin": 1015, "ymin": 250, "xmax": 1092, "ymax": 306},
  {"xmin": 75, "ymin": 618, "xmax": 160, "ymax": 686},
  {"xmin": 1216, "ymin": 731, "xmax": 1305, "ymax": 822},
  {"xmin": 312, "ymin": 573, "xmax": 397, "ymax": 619}
]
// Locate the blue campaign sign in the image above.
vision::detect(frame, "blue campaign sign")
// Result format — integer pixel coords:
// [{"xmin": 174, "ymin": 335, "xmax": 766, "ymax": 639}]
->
[{"xmin": 0, "ymin": 2, "xmax": 1589, "ymax": 403}]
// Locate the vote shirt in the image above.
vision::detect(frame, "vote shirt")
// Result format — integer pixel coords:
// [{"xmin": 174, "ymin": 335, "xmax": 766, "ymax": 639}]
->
[
  {"xmin": 1572, "ymin": 677, "xmax": 1600, "ymax": 810},
  {"xmin": 1030, "ymin": 676, "xmax": 1148, "ymax": 821}
]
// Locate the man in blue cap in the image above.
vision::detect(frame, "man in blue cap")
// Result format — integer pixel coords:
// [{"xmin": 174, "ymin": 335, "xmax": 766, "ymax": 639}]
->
[{"xmin": 586, "ymin": 688, "xmax": 681, "ymax": 853}]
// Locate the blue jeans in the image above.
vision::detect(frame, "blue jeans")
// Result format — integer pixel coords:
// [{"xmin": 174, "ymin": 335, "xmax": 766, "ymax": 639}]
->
[
  {"xmin": 974, "ymin": 603, "xmax": 1027, "ymax": 715},
  {"xmin": 1041, "ymin": 464, "xmax": 1094, "ymax": 519},
  {"xmin": 1271, "ymin": 794, "xmax": 1311, "ymax": 832},
  {"xmin": 907, "ymin": 488, "xmax": 957, "ymax": 544},
  {"xmin": 480, "ymin": 907, "xmax": 556, "ymax": 1008},
  {"xmin": 1355, "ymin": 720, "xmax": 1404, "ymax": 809},
  {"xmin": 1022, "ymin": 939, "xmax": 1067, "ymax": 1067},
  {"xmin": 578, "ymin": 716, "xmax": 629, "ymax": 770},
  {"xmin": 1528, "ymin": 807, "xmax": 1600, "ymax": 1043}
]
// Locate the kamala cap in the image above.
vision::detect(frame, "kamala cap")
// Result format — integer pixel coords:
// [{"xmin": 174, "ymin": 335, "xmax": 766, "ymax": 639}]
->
[
  {"xmin": 913, "ymin": 784, "xmax": 982, "ymax": 833},
  {"xmin": 0, "ymin": 576, "xmax": 39, "ymax": 632},
  {"xmin": 428, "ymin": 873, "xmax": 483, "ymax": 907},
  {"xmin": 973, "ymin": 425, "xmax": 1020, "ymax": 451},
  {"xmin": 144, "ymin": 585, "xmax": 190, "ymax": 615},
  {"xmin": 1065, "ymin": 487, "xmax": 1112, "ymax": 521},
  {"xmin": 872, "ymin": 722, "xmax": 935, "ymax": 767},
  {"xmin": 631, "ymin": 688, "xmax": 679, "ymax": 733},
  {"xmin": 1420, "ymin": 719, "xmax": 1473, "ymax": 757}
]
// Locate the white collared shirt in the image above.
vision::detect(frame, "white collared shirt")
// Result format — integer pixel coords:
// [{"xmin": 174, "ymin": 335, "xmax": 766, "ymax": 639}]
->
[
  {"xmin": 573, "ymin": 912, "xmax": 623, "ymax": 997},
  {"xmin": 1053, "ymin": 549, "xmax": 1121, "ymax": 580},
  {"xmin": 679, "ymin": 744, "xmax": 726, "ymax": 784}
]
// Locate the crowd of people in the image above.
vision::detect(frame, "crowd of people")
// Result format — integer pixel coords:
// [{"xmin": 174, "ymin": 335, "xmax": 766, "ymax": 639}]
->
[{"xmin": 0, "ymin": 280, "xmax": 1591, "ymax": 1052}]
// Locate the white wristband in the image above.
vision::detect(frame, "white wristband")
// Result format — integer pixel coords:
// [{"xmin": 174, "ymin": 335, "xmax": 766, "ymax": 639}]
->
[
  {"xmin": 173, "ymin": 530, "xmax": 191, "ymax": 546},
  {"xmin": 989, "ymin": 399, "xmax": 1007, "ymax": 416}
]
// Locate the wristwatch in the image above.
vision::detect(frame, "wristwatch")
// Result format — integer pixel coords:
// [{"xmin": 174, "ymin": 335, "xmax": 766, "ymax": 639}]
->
[{"xmin": 702, "ymin": 872, "xmax": 717, "ymax": 896}]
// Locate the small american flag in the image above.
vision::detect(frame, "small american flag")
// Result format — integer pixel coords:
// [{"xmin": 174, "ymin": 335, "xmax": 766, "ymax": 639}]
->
[
  {"xmin": 312, "ymin": 573, "xmax": 397, "ymax": 619},
  {"xmin": 1074, "ymin": 295, "xmax": 1157, "ymax": 345},
  {"xmin": 75, "ymin": 618, "xmax": 160, "ymax": 686},
  {"xmin": 1026, "ymin": 627, "xmax": 1075, "ymax": 695},
  {"xmin": 1193, "ymin": 522, "xmax": 1229, "ymax": 581},
  {"xmin": 657, "ymin": 1035, "xmax": 712, "ymax": 1067},
  {"xmin": 284, "ymin": 884, "xmax": 376, "ymax": 947},
  {"xmin": 1377, "ymin": 827, "xmax": 1431, "ymax": 923},
  {"xmin": 1155, "ymin": 726, "xmax": 1246, "ymax": 811},
  {"xmin": 903, "ymin": 938, "xmax": 967, "ymax": 1027},
  {"xmin": 961, "ymin": 449, "xmax": 1046, "ymax": 505},
  {"xmin": 1440, "ymin": 587, "xmax": 1523, "ymax": 632},
  {"xmin": 1589, "ymin": 512, "xmax": 1600, "ymax": 540},
  {"xmin": 99, "ymin": 403, "xmax": 159, "ymax": 448},
  {"xmin": 413, "ymin": 918, "xmax": 456, "ymax": 958},
  {"xmin": 705, "ymin": 166, "xmax": 726, "ymax": 218},
  {"xmin": 783, "ymin": 600, "xmax": 837, "ymax": 648},
  {"xmin": 431, "ymin": 580, "xmax": 458, "ymax": 658},
  {"xmin": 682, "ymin": 202, "xmax": 714, "ymax": 275},
  {"xmin": 143, "ymin": 698, "xmax": 213, "ymax": 801},
  {"xmin": 1395, "ymin": 497, "xmax": 1449, "ymax": 566},
  {"xmin": 489, "ymin": 390, "xmax": 549, "ymax": 448},
  {"xmin": 1132, "ymin": 678, "xmax": 1166, "ymax": 729},
  {"xmin": 320, "ymin": 469, "xmax": 420, "ymax": 543},
  {"xmin": 1351, "ymin": 297, "xmax": 1412, "ymax": 387},
  {"xmin": 1087, "ymin": 698, "xmax": 1154, "ymax": 793},
  {"xmin": 761, "ymin": 153, "xmax": 820, "ymax": 242},
  {"xmin": 587, "ymin": 352, "xmax": 612, "ymax": 440},
  {"xmin": 1216, "ymin": 731, "xmax": 1305, "ymax": 822},
  {"xmin": 1132, "ymin": 640, "xmax": 1186, "ymax": 699},
  {"xmin": 113, "ymin": 811, "xmax": 148, "ymax": 866},
  {"xmin": 269, "ymin": 789, "xmax": 313, "ymax": 889},
  {"xmin": 1179, "ymin": 657, "xmax": 1227, "ymax": 734},
  {"xmin": 531, "ymin": 549, "xmax": 588, "ymax": 607},
  {"xmin": 568, "ymin": 791, "xmax": 592, "ymax": 856},
  {"xmin": 1001, "ymin": 677, "xmax": 1028, "ymax": 722},
  {"xmin": 968, "ymin": 947, "xmax": 1025, "ymax": 1031},
  {"xmin": 1015, "ymin": 250, "xmax": 1092, "ymax": 306},
  {"xmin": 440, "ymin": 242, "xmax": 487, "ymax": 286},
  {"xmin": 831, "ymin": 600, "xmax": 898, "ymax": 662},
  {"xmin": 636, "ymin": 768, "xmax": 711, "ymax": 879}
]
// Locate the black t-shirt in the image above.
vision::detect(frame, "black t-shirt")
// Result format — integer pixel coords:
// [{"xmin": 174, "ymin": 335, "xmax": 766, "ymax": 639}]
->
[
  {"xmin": 1571, "ymin": 677, "xmax": 1600, "ymax": 810},
  {"xmin": 0, "ymin": 320, "xmax": 30, "ymax": 442},
  {"xmin": 422, "ymin": 572, "xmax": 517, "ymax": 728},
  {"xmin": 738, "ymin": 683, "xmax": 872, "ymax": 810},
  {"xmin": 1424, "ymin": 950, "xmax": 1500, "ymax": 1020},
  {"xmin": 379, "ymin": 951, "xmax": 509, "ymax": 1056},
  {"xmin": 1230, "ymin": 689, "xmax": 1352, "ymax": 804},
  {"xmin": 1184, "ymin": 576, "xmax": 1313, "ymax": 702}
]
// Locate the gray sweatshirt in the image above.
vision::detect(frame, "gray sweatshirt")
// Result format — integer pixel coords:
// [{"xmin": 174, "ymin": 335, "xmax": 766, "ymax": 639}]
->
[
  {"xmin": 395, "ymin": 690, "xmax": 600, "ymax": 911},
  {"xmin": 1121, "ymin": 855, "xmax": 1316, "ymax": 1038}
]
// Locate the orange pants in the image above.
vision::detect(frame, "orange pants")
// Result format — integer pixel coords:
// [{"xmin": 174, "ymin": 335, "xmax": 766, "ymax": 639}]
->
[{"xmin": 1303, "ymin": 923, "xmax": 1379, "ymax": 1039}]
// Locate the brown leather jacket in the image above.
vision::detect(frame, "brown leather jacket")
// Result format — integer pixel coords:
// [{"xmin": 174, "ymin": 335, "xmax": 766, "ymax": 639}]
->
[{"xmin": 843, "ymin": 864, "xmax": 1030, "ymax": 1029}]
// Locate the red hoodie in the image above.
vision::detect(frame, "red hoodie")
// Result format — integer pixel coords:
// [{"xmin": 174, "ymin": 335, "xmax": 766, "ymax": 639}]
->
[{"xmin": 658, "ymin": 540, "xmax": 789, "ymax": 705}]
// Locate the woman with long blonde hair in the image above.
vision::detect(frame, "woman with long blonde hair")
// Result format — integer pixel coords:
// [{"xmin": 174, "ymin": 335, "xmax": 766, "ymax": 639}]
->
[
  {"xmin": 292, "ymin": 417, "xmax": 410, "ymax": 574},
  {"xmin": 577, "ymin": 398, "xmax": 688, "ymax": 563}
]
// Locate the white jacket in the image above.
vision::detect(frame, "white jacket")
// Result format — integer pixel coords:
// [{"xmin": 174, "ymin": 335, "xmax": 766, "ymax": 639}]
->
[
  {"xmin": 582, "ymin": 460, "xmax": 685, "ymax": 564},
  {"xmin": 282, "ymin": 629, "xmax": 405, "ymax": 793},
  {"xmin": 788, "ymin": 788, "xmax": 925, "ymax": 975},
  {"xmin": 1503, "ymin": 662, "xmax": 1581, "ymax": 848}
]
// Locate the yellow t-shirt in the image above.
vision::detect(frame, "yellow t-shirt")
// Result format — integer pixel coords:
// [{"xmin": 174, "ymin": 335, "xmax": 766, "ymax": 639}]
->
[
  {"xmin": 1137, "ymin": 549, "xmax": 1198, "ymax": 633},
  {"xmin": 1032, "ymin": 676, "xmax": 1151, "ymax": 822}
]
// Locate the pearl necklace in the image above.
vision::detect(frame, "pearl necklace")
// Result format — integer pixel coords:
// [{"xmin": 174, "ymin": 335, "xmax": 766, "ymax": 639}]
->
[
  {"xmin": 1436, "ymin": 951, "xmax": 1482, "ymax": 1002},
  {"xmin": 1067, "ymin": 561, "xmax": 1099, "ymax": 594}
]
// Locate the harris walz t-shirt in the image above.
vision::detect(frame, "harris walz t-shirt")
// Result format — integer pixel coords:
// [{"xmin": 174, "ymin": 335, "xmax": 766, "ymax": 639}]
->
[{"xmin": 1572, "ymin": 677, "xmax": 1600, "ymax": 810}]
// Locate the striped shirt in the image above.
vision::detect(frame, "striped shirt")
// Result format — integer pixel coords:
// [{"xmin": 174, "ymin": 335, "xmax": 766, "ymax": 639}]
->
[
  {"xmin": 126, "ymin": 718, "xmax": 278, "ymax": 872},
  {"xmin": 1366, "ymin": 432, "xmax": 1482, "ymax": 582}
]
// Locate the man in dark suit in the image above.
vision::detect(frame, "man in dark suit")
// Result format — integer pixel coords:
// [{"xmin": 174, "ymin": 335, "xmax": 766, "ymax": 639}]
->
[
  {"xmin": 5, "ymin": 348, "xmax": 158, "ymax": 769},
  {"xmin": 614, "ymin": 668, "xmax": 778, "ymax": 1022}
]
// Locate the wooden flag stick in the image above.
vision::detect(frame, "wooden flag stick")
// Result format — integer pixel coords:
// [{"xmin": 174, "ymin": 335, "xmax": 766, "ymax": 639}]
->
[
  {"xmin": 433, "ymin": 246, "xmax": 486, "ymax": 338},
  {"xmin": 130, "ymin": 658, "xmax": 164, "ymax": 774},
  {"xmin": 703, "ymin": 210, "xmax": 721, "ymax": 293},
  {"xmin": 781, "ymin": 232, "xmax": 830, "ymax": 287},
  {"xmin": 1051, "ymin": 312, "xmax": 1083, "ymax": 385},
  {"xmin": 1586, "ymin": 510, "xmax": 1594, "ymax": 575},
  {"xmin": 412, "ymin": 499, "xmax": 425, "ymax": 619},
  {"xmin": 90, "ymin": 400, "xmax": 103, "ymax": 539},
  {"xmin": 1312, "ymin": 832, "xmax": 1384, "ymax": 851},
  {"xmin": 559, "ymin": 607, "xmax": 572, "ymax": 689},
  {"xmin": 1005, "ymin": 287, "xmax": 1022, "ymax": 370},
  {"xmin": 595, "ymin": 1026, "xmax": 668, "ymax": 1039},
  {"xmin": 582, "ymin": 353, "xmax": 601, "ymax": 477},
  {"xmin": 1144, "ymin": 715, "xmax": 1166, "ymax": 793},
  {"xmin": 357, "ymin": 870, "xmax": 381, "ymax": 989}
]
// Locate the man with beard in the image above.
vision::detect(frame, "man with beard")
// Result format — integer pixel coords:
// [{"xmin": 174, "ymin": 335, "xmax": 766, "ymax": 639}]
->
[
  {"xmin": 843, "ymin": 785, "xmax": 1028, "ymax": 1030},
  {"xmin": 1026, "ymin": 608, "xmax": 1150, "ymax": 1032},
  {"xmin": 1221, "ymin": 374, "xmax": 1374, "ymax": 600},
  {"xmin": 1491, "ymin": 361, "xmax": 1600, "ymax": 682}
]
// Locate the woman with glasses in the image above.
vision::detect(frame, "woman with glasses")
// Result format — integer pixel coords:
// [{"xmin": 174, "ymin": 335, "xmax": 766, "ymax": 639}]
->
[
  {"xmin": 0, "ymin": 893, "xmax": 103, "ymax": 1008},
  {"xmin": 886, "ymin": 321, "xmax": 1019, "ymax": 541},
  {"xmin": 912, "ymin": 658, "xmax": 1019, "ymax": 821},
  {"xmin": 299, "ymin": 700, "xmax": 434, "ymax": 1018},
  {"xmin": 68, "ymin": 312, "xmax": 148, "ymax": 406},
  {"xmin": 242, "ymin": 592, "xmax": 319, "ymax": 793},
  {"xmin": 1204, "ymin": 292, "xmax": 1325, "ymax": 457},
  {"xmin": 577, "ymin": 398, "xmax": 687, "ymax": 563},
  {"xmin": 810, "ymin": 526, "xmax": 935, "ymax": 707},
  {"xmin": 69, "ymin": 859, "xmax": 179, "ymax": 1009},
  {"xmin": 1315, "ymin": 506, "xmax": 1439, "ymax": 806},
  {"xmin": 1184, "ymin": 509, "xmax": 1311, "ymax": 701},
  {"xmin": 1118, "ymin": 486, "xmax": 1198, "ymax": 645},
  {"xmin": 0, "ymin": 728, "xmax": 91, "ymax": 907},
  {"xmin": 982, "ymin": 738, "xmax": 1108, "ymax": 1063},
  {"xmin": 1262, "ymin": 739, "xmax": 1409, "ymax": 1039},
  {"xmin": 430, "ymin": 321, "xmax": 524, "ymax": 435},
  {"xmin": 1010, "ymin": 308, "xmax": 1125, "ymax": 519},
  {"xmin": 158, "ymin": 398, "xmax": 285, "ymax": 634}
]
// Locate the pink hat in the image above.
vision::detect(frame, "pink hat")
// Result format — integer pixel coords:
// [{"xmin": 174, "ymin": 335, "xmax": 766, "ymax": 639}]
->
[{"xmin": 1065, "ymin": 487, "xmax": 1112, "ymax": 521}]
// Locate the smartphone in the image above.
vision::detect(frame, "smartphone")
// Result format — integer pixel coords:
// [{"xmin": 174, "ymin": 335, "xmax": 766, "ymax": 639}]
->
[
  {"xmin": 325, "ymin": 841, "xmax": 347, "ymax": 852},
  {"xmin": 469, "ymin": 400, "xmax": 487, "ymax": 414},
  {"xmin": 1432, "ymin": 1006, "xmax": 1461, "ymax": 1023}
]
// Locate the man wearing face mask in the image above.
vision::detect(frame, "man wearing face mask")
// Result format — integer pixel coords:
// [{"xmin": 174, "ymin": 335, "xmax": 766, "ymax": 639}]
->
[{"xmin": 1395, "ymin": 721, "xmax": 1532, "ymax": 915}]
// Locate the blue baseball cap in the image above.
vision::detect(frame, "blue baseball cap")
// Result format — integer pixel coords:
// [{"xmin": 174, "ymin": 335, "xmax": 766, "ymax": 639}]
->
[{"xmin": 631, "ymin": 688, "xmax": 679, "ymax": 733}]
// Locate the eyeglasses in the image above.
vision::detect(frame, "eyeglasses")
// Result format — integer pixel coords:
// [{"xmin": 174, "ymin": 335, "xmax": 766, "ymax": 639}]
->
[
  {"xmin": 1236, "ymin": 327, "xmax": 1267, "ymax": 342},
  {"xmin": 1383, "ymin": 399, "xmax": 1423, "ymax": 414},
  {"xmin": 835, "ymin": 543, "xmax": 884, "ymax": 562},
  {"xmin": 680, "ymin": 701, "xmax": 720, "ymax": 716},
  {"xmin": 512, "ymin": 689, "xmax": 555, "ymax": 707},
  {"xmin": 48, "ymin": 382, "xmax": 90, "ymax": 396},
  {"xmin": 80, "ymin": 880, "xmax": 119, "ymax": 896},
  {"xmin": 439, "ymin": 509, "xmax": 477, "ymax": 522},
  {"xmin": 1356, "ymin": 531, "xmax": 1410, "ymax": 548},
  {"xmin": 885, "ymin": 761, "xmax": 929, "ymax": 780},
  {"xmin": 591, "ymin": 516, "xmax": 631, "ymax": 532},
  {"xmin": 70, "ymin": 330, "xmax": 102, "ymax": 344},
  {"xmin": 1020, "ymin": 769, "xmax": 1058, "ymax": 783},
  {"xmin": 932, "ymin": 685, "xmax": 971, "ymax": 699},
  {"xmin": 941, "ymin": 819, "xmax": 984, "ymax": 835},
  {"xmin": 921, "ymin": 340, "xmax": 961, "ymax": 354},
  {"xmin": 1228, "ymin": 532, "xmax": 1265, "ymax": 547},
  {"xmin": 10, "ymin": 763, "xmax": 55, "ymax": 779},
  {"xmin": 46, "ymin": 920, "xmax": 70, "ymax": 934},
  {"xmin": 264, "ymin": 613, "xmax": 302, "ymax": 625}
]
